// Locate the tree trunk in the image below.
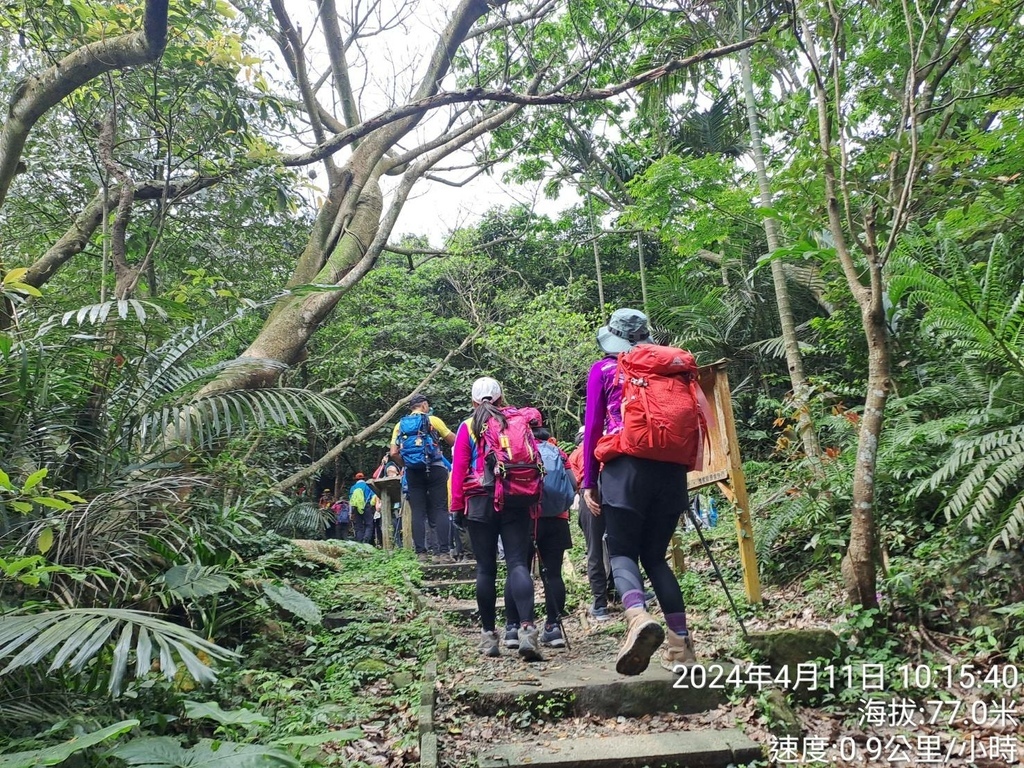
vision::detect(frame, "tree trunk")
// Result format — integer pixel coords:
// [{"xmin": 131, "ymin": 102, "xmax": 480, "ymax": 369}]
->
[
  {"xmin": 797, "ymin": 0, "xmax": 881, "ymax": 609},
  {"xmin": 844, "ymin": 298, "xmax": 889, "ymax": 607},
  {"xmin": 739, "ymin": 46, "xmax": 820, "ymax": 461}
]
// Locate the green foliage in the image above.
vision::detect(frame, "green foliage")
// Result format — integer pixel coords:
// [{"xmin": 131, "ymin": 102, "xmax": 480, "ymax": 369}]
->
[
  {"xmin": 889, "ymin": 231, "xmax": 1024, "ymax": 549},
  {"xmin": 109, "ymin": 736, "xmax": 299, "ymax": 767},
  {"xmin": 259, "ymin": 582, "xmax": 322, "ymax": 626},
  {"xmin": 484, "ymin": 287, "xmax": 597, "ymax": 437},
  {"xmin": 183, "ymin": 700, "xmax": 271, "ymax": 728},
  {"xmin": 0, "ymin": 608, "xmax": 235, "ymax": 696},
  {"xmin": 0, "ymin": 719, "xmax": 139, "ymax": 768}
]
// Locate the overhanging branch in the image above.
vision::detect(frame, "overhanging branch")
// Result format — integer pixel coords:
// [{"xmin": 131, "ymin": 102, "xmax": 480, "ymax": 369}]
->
[
  {"xmin": 282, "ymin": 37, "xmax": 762, "ymax": 167},
  {"xmin": 0, "ymin": 0, "xmax": 170, "ymax": 209}
]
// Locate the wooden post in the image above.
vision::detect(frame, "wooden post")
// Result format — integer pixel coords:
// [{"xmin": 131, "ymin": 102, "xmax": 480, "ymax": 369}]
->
[
  {"xmin": 367, "ymin": 477, "xmax": 403, "ymax": 552},
  {"xmin": 713, "ymin": 367, "xmax": 761, "ymax": 604},
  {"xmin": 402, "ymin": 498, "xmax": 414, "ymax": 550},
  {"xmin": 670, "ymin": 529, "xmax": 687, "ymax": 575}
]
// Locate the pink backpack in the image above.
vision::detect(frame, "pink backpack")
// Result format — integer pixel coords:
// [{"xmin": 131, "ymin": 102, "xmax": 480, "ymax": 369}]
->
[{"xmin": 478, "ymin": 407, "xmax": 544, "ymax": 513}]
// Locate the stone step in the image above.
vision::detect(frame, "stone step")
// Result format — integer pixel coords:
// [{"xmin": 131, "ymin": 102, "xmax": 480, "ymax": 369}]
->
[
  {"xmin": 421, "ymin": 578, "xmax": 477, "ymax": 593},
  {"xmin": 478, "ymin": 729, "xmax": 762, "ymax": 768},
  {"xmin": 467, "ymin": 660, "xmax": 733, "ymax": 717},
  {"xmin": 421, "ymin": 561, "xmax": 477, "ymax": 580}
]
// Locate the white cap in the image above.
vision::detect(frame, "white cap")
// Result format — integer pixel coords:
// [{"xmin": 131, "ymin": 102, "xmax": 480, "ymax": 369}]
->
[{"xmin": 471, "ymin": 376, "xmax": 503, "ymax": 404}]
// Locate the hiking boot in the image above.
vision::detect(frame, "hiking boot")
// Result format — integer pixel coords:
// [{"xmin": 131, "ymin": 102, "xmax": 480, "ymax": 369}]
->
[
  {"xmin": 540, "ymin": 623, "xmax": 565, "ymax": 648},
  {"xmin": 478, "ymin": 630, "xmax": 500, "ymax": 658},
  {"xmin": 589, "ymin": 605, "xmax": 612, "ymax": 622},
  {"xmin": 517, "ymin": 625, "xmax": 544, "ymax": 662},
  {"xmin": 417, "ymin": 552, "xmax": 432, "ymax": 565},
  {"xmin": 504, "ymin": 624, "xmax": 520, "ymax": 649},
  {"xmin": 660, "ymin": 629, "xmax": 697, "ymax": 671},
  {"xmin": 615, "ymin": 607, "xmax": 664, "ymax": 676},
  {"xmin": 437, "ymin": 552, "xmax": 456, "ymax": 564}
]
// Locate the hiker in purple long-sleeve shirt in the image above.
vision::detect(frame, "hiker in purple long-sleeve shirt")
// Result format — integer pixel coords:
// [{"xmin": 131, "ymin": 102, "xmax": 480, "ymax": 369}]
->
[
  {"xmin": 581, "ymin": 355, "xmax": 623, "ymax": 490},
  {"xmin": 581, "ymin": 308, "xmax": 697, "ymax": 676},
  {"xmin": 574, "ymin": 354, "xmax": 622, "ymax": 622}
]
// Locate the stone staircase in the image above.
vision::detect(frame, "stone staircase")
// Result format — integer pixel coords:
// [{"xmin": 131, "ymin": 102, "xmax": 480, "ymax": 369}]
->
[{"xmin": 417, "ymin": 559, "xmax": 764, "ymax": 768}]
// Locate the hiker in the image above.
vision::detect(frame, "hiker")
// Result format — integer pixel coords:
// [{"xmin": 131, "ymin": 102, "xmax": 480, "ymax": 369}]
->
[
  {"xmin": 319, "ymin": 489, "xmax": 334, "ymax": 538},
  {"xmin": 450, "ymin": 377, "xmax": 544, "ymax": 661},
  {"xmin": 569, "ymin": 425, "xmax": 614, "ymax": 622},
  {"xmin": 390, "ymin": 394, "xmax": 457, "ymax": 563},
  {"xmin": 380, "ymin": 461, "xmax": 404, "ymax": 547},
  {"xmin": 331, "ymin": 496, "xmax": 351, "ymax": 540},
  {"xmin": 582, "ymin": 308, "xmax": 698, "ymax": 675},
  {"xmin": 503, "ymin": 409, "xmax": 576, "ymax": 649},
  {"xmin": 349, "ymin": 472, "xmax": 378, "ymax": 544}
]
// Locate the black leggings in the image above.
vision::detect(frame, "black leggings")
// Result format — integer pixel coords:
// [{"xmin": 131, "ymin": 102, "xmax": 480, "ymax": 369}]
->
[
  {"xmin": 505, "ymin": 519, "xmax": 568, "ymax": 626},
  {"xmin": 467, "ymin": 503, "xmax": 535, "ymax": 631}
]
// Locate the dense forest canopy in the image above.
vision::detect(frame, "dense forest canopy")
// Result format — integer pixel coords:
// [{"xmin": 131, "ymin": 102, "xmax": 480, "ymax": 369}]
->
[{"xmin": 1, "ymin": 0, "xmax": 1023, "ymax": 763}]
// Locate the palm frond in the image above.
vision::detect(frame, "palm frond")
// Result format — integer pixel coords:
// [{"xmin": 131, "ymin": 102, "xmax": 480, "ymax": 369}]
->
[
  {"xmin": 272, "ymin": 502, "xmax": 331, "ymax": 539},
  {"xmin": 0, "ymin": 719, "xmax": 139, "ymax": 768},
  {"xmin": 0, "ymin": 608, "xmax": 236, "ymax": 697},
  {"xmin": 140, "ymin": 388, "xmax": 351, "ymax": 450}
]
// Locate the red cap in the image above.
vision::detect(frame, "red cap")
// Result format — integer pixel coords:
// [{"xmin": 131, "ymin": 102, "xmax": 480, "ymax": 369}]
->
[{"xmin": 354, "ymin": 472, "xmax": 365, "ymax": 480}]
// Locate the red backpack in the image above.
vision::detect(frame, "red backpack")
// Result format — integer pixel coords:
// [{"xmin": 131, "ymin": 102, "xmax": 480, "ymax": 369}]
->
[
  {"xmin": 477, "ymin": 407, "xmax": 544, "ymax": 512},
  {"xmin": 595, "ymin": 345, "xmax": 709, "ymax": 468}
]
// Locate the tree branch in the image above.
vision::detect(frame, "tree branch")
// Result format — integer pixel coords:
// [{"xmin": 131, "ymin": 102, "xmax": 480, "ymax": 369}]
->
[
  {"xmin": 0, "ymin": 0, "xmax": 169, "ymax": 209},
  {"xmin": 282, "ymin": 37, "xmax": 761, "ymax": 167},
  {"xmin": 321, "ymin": 0, "xmax": 363, "ymax": 140},
  {"xmin": 21, "ymin": 174, "xmax": 221, "ymax": 293},
  {"xmin": 271, "ymin": 327, "xmax": 482, "ymax": 493}
]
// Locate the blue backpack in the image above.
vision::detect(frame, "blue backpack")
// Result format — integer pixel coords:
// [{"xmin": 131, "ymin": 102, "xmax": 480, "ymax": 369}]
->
[
  {"xmin": 397, "ymin": 413, "xmax": 440, "ymax": 469},
  {"xmin": 538, "ymin": 441, "xmax": 575, "ymax": 518}
]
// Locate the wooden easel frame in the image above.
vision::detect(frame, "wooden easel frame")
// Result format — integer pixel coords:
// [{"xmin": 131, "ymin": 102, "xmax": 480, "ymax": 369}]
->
[{"xmin": 680, "ymin": 361, "xmax": 762, "ymax": 604}]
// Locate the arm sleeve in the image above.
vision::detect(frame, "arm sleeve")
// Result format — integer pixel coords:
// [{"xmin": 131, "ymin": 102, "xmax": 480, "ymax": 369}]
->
[
  {"xmin": 582, "ymin": 359, "xmax": 608, "ymax": 489},
  {"xmin": 390, "ymin": 422, "xmax": 401, "ymax": 447},
  {"xmin": 449, "ymin": 421, "xmax": 472, "ymax": 513}
]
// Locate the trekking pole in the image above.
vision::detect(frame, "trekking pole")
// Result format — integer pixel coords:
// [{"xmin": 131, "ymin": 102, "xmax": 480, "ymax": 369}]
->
[
  {"xmin": 533, "ymin": 538, "xmax": 571, "ymax": 652},
  {"xmin": 683, "ymin": 506, "xmax": 749, "ymax": 639}
]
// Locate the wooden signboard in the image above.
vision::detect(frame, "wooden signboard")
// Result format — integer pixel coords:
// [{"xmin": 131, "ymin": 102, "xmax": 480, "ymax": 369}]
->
[{"xmin": 685, "ymin": 361, "xmax": 762, "ymax": 604}]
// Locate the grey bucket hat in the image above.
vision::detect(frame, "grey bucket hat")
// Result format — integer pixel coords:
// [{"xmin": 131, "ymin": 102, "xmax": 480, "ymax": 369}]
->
[{"xmin": 597, "ymin": 308, "xmax": 653, "ymax": 354}]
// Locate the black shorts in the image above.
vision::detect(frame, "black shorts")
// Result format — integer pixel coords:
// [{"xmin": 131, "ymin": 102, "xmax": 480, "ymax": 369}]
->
[
  {"xmin": 534, "ymin": 516, "xmax": 572, "ymax": 551},
  {"xmin": 465, "ymin": 494, "xmax": 533, "ymax": 524},
  {"xmin": 598, "ymin": 455, "xmax": 688, "ymax": 515}
]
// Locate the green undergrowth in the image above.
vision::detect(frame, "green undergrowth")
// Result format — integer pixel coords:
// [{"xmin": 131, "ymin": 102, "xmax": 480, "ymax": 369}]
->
[
  {"xmin": 207, "ymin": 547, "xmax": 433, "ymax": 765},
  {"xmin": 0, "ymin": 543, "xmax": 435, "ymax": 767}
]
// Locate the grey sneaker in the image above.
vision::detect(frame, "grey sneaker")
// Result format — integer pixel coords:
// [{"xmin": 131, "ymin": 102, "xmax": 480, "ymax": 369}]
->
[
  {"xmin": 504, "ymin": 624, "xmax": 520, "ymax": 648},
  {"xmin": 517, "ymin": 625, "xmax": 544, "ymax": 662},
  {"xmin": 540, "ymin": 623, "xmax": 565, "ymax": 648},
  {"xmin": 589, "ymin": 605, "xmax": 612, "ymax": 621},
  {"xmin": 478, "ymin": 630, "xmax": 500, "ymax": 657}
]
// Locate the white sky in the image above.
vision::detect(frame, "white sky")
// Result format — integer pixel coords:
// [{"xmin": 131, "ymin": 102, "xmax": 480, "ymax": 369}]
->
[{"xmin": 283, "ymin": 0, "xmax": 578, "ymax": 246}]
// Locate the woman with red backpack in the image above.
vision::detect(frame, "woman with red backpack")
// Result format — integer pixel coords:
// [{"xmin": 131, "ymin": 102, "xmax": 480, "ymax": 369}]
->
[
  {"xmin": 581, "ymin": 308, "xmax": 699, "ymax": 675},
  {"xmin": 450, "ymin": 377, "xmax": 544, "ymax": 662}
]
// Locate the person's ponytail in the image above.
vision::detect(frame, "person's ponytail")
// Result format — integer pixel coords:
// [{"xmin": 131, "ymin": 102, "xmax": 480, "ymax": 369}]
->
[{"xmin": 472, "ymin": 400, "xmax": 506, "ymax": 438}]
